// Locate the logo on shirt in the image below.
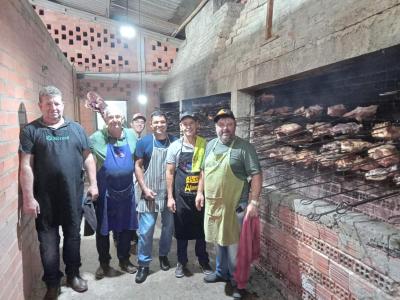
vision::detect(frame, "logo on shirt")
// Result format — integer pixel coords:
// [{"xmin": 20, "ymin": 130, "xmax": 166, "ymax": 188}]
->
[{"xmin": 46, "ymin": 135, "xmax": 70, "ymax": 141}]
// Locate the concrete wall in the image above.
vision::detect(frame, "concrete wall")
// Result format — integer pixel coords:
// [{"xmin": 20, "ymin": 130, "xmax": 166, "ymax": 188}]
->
[
  {"xmin": 161, "ymin": 0, "xmax": 400, "ymax": 102},
  {"xmin": 0, "ymin": 0, "xmax": 78, "ymax": 299}
]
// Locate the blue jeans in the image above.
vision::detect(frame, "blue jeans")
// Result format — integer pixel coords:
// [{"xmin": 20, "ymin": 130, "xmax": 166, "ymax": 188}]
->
[
  {"xmin": 177, "ymin": 239, "xmax": 209, "ymax": 265},
  {"xmin": 37, "ymin": 222, "xmax": 81, "ymax": 287},
  {"xmin": 215, "ymin": 202, "xmax": 247, "ymax": 285},
  {"xmin": 137, "ymin": 210, "xmax": 174, "ymax": 267}
]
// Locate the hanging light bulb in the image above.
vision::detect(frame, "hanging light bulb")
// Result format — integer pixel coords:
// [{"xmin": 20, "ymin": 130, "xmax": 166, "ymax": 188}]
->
[
  {"xmin": 119, "ymin": 25, "xmax": 136, "ymax": 39},
  {"xmin": 137, "ymin": 94, "xmax": 147, "ymax": 105},
  {"xmin": 119, "ymin": 0, "xmax": 135, "ymax": 39}
]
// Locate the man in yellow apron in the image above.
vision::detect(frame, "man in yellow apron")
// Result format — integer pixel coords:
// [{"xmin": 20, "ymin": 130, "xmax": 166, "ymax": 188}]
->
[
  {"xmin": 166, "ymin": 112, "xmax": 212, "ymax": 278},
  {"xmin": 197, "ymin": 109, "xmax": 262, "ymax": 300}
]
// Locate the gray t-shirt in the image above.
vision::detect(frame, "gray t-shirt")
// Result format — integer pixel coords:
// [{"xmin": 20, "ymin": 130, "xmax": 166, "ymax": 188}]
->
[
  {"xmin": 203, "ymin": 136, "xmax": 261, "ymax": 202},
  {"xmin": 166, "ymin": 137, "xmax": 194, "ymax": 167}
]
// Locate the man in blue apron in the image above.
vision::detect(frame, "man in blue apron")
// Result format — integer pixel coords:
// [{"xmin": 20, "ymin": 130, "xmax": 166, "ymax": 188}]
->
[
  {"xmin": 199, "ymin": 109, "xmax": 262, "ymax": 300},
  {"xmin": 90, "ymin": 106, "xmax": 138, "ymax": 279},
  {"xmin": 166, "ymin": 112, "xmax": 212, "ymax": 278},
  {"xmin": 19, "ymin": 86, "xmax": 98, "ymax": 299},
  {"xmin": 134, "ymin": 110, "xmax": 177, "ymax": 283}
]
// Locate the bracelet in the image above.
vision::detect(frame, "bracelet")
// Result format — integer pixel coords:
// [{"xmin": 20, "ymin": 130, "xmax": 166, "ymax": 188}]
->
[{"xmin": 250, "ymin": 200, "xmax": 259, "ymax": 207}]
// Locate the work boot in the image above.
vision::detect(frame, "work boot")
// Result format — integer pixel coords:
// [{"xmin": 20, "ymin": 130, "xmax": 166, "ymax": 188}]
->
[
  {"xmin": 95, "ymin": 263, "xmax": 121, "ymax": 280},
  {"xmin": 119, "ymin": 259, "xmax": 137, "ymax": 274},
  {"xmin": 199, "ymin": 261, "xmax": 213, "ymax": 275},
  {"xmin": 43, "ymin": 286, "xmax": 60, "ymax": 300},
  {"xmin": 159, "ymin": 256, "xmax": 170, "ymax": 271},
  {"xmin": 66, "ymin": 275, "xmax": 88, "ymax": 293},
  {"xmin": 204, "ymin": 272, "xmax": 227, "ymax": 283},
  {"xmin": 135, "ymin": 266, "xmax": 149, "ymax": 283}
]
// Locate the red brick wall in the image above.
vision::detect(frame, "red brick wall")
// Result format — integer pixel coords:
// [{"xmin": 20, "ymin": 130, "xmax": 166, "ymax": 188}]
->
[
  {"xmin": 0, "ymin": 0, "xmax": 77, "ymax": 299},
  {"xmin": 33, "ymin": 4, "xmax": 178, "ymax": 75},
  {"xmin": 77, "ymin": 78, "xmax": 162, "ymax": 135}
]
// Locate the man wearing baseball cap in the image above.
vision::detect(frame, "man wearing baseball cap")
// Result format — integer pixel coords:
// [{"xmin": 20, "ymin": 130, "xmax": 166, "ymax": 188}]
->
[
  {"xmin": 131, "ymin": 113, "xmax": 146, "ymax": 139},
  {"xmin": 198, "ymin": 108, "xmax": 262, "ymax": 299},
  {"xmin": 166, "ymin": 112, "xmax": 212, "ymax": 278}
]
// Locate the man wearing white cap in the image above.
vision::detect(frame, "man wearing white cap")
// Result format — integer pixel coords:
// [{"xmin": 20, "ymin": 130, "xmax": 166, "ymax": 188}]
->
[{"xmin": 131, "ymin": 113, "xmax": 146, "ymax": 139}]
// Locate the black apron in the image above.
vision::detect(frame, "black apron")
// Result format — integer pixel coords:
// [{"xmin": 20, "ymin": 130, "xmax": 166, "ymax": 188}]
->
[{"xmin": 174, "ymin": 149, "xmax": 205, "ymax": 240}]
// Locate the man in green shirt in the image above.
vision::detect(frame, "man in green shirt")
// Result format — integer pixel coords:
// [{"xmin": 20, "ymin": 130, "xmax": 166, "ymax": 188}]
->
[
  {"xmin": 198, "ymin": 109, "xmax": 262, "ymax": 300},
  {"xmin": 90, "ymin": 106, "xmax": 138, "ymax": 279}
]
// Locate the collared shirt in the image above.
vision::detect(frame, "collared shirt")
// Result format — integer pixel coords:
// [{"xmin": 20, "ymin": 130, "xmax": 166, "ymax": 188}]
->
[{"xmin": 90, "ymin": 127, "xmax": 137, "ymax": 169}]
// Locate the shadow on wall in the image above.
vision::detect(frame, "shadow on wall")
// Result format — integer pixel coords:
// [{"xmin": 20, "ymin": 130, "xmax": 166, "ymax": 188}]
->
[{"xmin": 17, "ymin": 103, "xmax": 42, "ymax": 299}]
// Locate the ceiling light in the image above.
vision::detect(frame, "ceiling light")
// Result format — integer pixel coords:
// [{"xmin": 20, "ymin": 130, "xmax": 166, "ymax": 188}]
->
[
  {"xmin": 119, "ymin": 25, "xmax": 136, "ymax": 39},
  {"xmin": 137, "ymin": 94, "xmax": 147, "ymax": 105}
]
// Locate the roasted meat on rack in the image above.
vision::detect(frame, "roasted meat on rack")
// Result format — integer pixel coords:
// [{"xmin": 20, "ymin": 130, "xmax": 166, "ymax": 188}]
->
[
  {"xmin": 371, "ymin": 122, "xmax": 400, "ymax": 140},
  {"xmin": 327, "ymin": 104, "xmax": 347, "ymax": 117},
  {"xmin": 340, "ymin": 139, "xmax": 373, "ymax": 153},
  {"xmin": 368, "ymin": 144, "xmax": 400, "ymax": 167},
  {"xmin": 365, "ymin": 165, "xmax": 398, "ymax": 181},
  {"xmin": 343, "ymin": 105, "xmax": 378, "ymax": 122},
  {"xmin": 330, "ymin": 122, "xmax": 362, "ymax": 136},
  {"xmin": 275, "ymin": 123, "xmax": 302, "ymax": 139},
  {"xmin": 304, "ymin": 105, "xmax": 323, "ymax": 118},
  {"xmin": 306, "ymin": 122, "xmax": 332, "ymax": 138}
]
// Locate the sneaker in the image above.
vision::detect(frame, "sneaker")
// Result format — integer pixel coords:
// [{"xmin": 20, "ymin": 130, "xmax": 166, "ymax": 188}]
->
[
  {"xmin": 175, "ymin": 263, "xmax": 185, "ymax": 278},
  {"xmin": 119, "ymin": 259, "xmax": 137, "ymax": 274},
  {"xmin": 199, "ymin": 262, "xmax": 213, "ymax": 275},
  {"xmin": 135, "ymin": 266, "xmax": 149, "ymax": 284},
  {"xmin": 232, "ymin": 287, "xmax": 245, "ymax": 299},
  {"xmin": 203, "ymin": 272, "xmax": 227, "ymax": 283},
  {"xmin": 159, "ymin": 256, "xmax": 170, "ymax": 271}
]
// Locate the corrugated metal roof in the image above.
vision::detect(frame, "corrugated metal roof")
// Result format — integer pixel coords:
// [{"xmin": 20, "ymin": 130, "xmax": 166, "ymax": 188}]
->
[
  {"xmin": 47, "ymin": 0, "xmax": 202, "ymax": 37},
  {"xmin": 49, "ymin": 0, "xmax": 111, "ymax": 17}
]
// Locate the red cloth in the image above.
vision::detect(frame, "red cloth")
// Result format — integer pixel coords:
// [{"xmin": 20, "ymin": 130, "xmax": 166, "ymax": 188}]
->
[{"xmin": 234, "ymin": 216, "xmax": 261, "ymax": 289}]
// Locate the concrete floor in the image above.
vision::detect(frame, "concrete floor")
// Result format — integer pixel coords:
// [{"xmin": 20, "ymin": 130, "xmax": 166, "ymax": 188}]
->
[{"xmin": 30, "ymin": 220, "xmax": 285, "ymax": 300}]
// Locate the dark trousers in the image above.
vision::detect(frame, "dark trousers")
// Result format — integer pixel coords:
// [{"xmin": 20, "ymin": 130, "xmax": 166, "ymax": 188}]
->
[
  {"xmin": 177, "ymin": 239, "xmax": 209, "ymax": 265},
  {"xmin": 37, "ymin": 222, "xmax": 81, "ymax": 287},
  {"xmin": 96, "ymin": 229, "xmax": 133, "ymax": 264}
]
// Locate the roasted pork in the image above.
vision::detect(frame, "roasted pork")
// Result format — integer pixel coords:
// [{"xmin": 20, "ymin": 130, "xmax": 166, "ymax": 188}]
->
[
  {"xmin": 343, "ymin": 105, "xmax": 378, "ymax": 122},
  {"xmin": 340, "ymin": 139, "xmax": 373, "ymax": 153},
  {"xmin": 330, "ymin": 122, "xmax": 362, "ymax": 136},
  {"xmin": 371, "ymin": 122, "xmax": 400, "ymax": 140},
  {"xmin": 327, "ymin": 104, "xmax": 347, "ymax": 117},
  {"xmin": 368, "ymin": 144, "xmax": 400, "ymax": 167}
]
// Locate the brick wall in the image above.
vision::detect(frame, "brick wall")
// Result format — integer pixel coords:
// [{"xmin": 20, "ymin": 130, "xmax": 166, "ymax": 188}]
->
[
  {"xmin": 33, "ymin": 3, "xmax": 179, "ymax": 74},
  {"xmin": 0, "ymin": 0, "xmax": 77, "ymax": 299}
]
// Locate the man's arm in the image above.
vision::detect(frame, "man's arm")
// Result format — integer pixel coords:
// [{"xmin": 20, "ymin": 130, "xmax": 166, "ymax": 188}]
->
[
  {"xmin": 245, "ymin": 172, "xmax": 262, "ymax": 218},
  {"xmin": 83, "ymin": 149, "xmax": 99, "ymax": 200},
  {"xmin": 166, "ymin": 163, "xmax": 176, "ymax": 213},
  {"xmin": 19, "ymin": 152, "xmax": 40, "ymax": 217},
  {"xmin": 195, "ymin": 170, "xmax": 205, "ymax": 211},
  {"xmin": 135, "ymin": 158, "xmax": 156, "ymax": 200}
]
